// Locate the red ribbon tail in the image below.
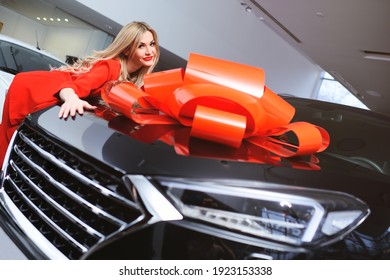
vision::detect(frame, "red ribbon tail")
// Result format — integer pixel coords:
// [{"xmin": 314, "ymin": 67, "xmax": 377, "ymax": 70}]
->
[{"xmin": 248, "ymin": 122, "xmax": 330, "ymax": 157}]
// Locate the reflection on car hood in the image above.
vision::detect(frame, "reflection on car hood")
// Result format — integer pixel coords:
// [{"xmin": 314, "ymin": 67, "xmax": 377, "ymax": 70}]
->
[{"xmin": 29, "ymin": 103, "xmax": 390, "ymax": 239}]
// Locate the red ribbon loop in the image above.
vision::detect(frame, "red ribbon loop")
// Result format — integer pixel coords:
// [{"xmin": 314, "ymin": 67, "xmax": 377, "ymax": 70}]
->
[{"xmin": 101, "ymin": 53, "xmax": 330, "ymax": 157}]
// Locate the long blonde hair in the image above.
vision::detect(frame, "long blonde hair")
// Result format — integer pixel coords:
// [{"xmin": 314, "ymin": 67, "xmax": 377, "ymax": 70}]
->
[{"xmin": 57, "ymin": 21, "xmax": 160, "ymax": 87}]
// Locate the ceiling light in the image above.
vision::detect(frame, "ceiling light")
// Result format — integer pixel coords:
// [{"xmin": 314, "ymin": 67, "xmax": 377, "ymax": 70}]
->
[
  {"xmin": 366, "ymin": 90, "xmax": 382, "ymax": 97},
  {"xmin": 246, "ymin": 6, "xmax": 252, "ymax": 12},
  {"xmin": 363, "ymin": 50, "xmax": 390, "ymax": 62},
  {"xmin": 364, "ymin": 54, "xmax": 390, "ymax": 62}
]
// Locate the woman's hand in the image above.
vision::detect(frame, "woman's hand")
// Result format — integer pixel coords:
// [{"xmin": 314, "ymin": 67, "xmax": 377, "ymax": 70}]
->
[{"xmin": 58, "ymin": 88, "xmax": 96, "ymax": 119}]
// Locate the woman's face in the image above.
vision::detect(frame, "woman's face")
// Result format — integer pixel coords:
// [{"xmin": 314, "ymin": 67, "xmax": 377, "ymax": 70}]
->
[{"xmin": 127, "ymin": 31, "xmax": 157, "ymax": 72}]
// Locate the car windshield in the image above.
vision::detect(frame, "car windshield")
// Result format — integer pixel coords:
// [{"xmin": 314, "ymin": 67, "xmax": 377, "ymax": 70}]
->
[
  {"xmin": 0, "ymin": 40, "xmax": 63, "ymax": 74},
  {"xmin": 288, "ymin": 97, "xmax": 390, "ymax": 175}
]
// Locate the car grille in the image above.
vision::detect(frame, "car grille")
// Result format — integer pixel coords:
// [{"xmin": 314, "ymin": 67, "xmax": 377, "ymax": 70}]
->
[{"xmin": 2, "ymin": 124, "xmax": 143, "ymax": 259}]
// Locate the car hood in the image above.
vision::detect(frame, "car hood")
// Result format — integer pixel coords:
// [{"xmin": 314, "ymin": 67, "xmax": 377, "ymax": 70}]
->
[
  {"xmin": 30, "ymin": 105, "xmax": 390, "ymax": 240},
  {"xmin": 32, "ymin": 106, "xmax": 390, "ymax": 185}
]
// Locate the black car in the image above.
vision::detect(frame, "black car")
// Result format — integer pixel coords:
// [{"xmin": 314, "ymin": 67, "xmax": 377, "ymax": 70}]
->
[
  {"xmin": 1, "ymin": 94, "xmax": 389, "ymax": 260},
  {"xmin": 0, "ymin": 55, "xmax": 389, "ymax": 260}
]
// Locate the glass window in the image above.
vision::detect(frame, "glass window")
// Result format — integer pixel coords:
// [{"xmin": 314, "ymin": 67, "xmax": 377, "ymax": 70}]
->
[
  {"xmin": 317, "ymin": 72, "xmax": 369, "ymax": 110},
  {"xmin": 0, "ymin": 40, "xmax": 63, "ymax": 74}
]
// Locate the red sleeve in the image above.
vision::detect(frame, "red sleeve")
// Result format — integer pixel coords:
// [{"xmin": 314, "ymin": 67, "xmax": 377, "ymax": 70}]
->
[
  {"xmin": 59, "ymin": 59, "xmax": 122, "ymax": 98},
  {"xmin": 4, "ymin": 59, "xmax": 121, "ymax": 130},
  {"xmin": 0, "ymin": 59, "xmax": 121, "ymax": 163}
]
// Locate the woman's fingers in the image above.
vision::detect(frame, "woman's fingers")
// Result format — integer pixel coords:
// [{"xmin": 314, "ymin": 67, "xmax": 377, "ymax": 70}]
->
[{"xmin": 58, "ymin": 99, "xmax": 96, "ymax": 119}]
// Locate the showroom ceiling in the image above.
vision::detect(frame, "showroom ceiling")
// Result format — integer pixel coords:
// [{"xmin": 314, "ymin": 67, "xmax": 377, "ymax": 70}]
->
[
  {"xmin": 1, "ymin": 0, "xmax": 389, "ymax": 115},
  {"xmin": 0, "ymin": 0, "xmax": 121, "ymax": 32},
  {"xmin": 241, "ymin": 0, "xmax": 390, "ymax": 115}
]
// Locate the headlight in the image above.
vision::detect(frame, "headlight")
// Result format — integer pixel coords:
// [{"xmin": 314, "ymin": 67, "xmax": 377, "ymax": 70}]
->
[{"xmin": 147, "ymin": 177, "xmax": 370, "ymax": 248}]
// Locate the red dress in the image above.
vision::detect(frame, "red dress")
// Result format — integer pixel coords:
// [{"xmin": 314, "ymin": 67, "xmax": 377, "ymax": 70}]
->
[{"xmin": 0, "ymin": 59, "xmax": 121, "ymax": 166}]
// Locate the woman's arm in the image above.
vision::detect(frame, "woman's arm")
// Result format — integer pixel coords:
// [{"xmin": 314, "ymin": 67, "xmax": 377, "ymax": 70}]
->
[
  {"xmin": 57, "ymin": 59, "xmax": 121, "ymax": 118},
  {"xmin": 58, "ymin": 87, "xmax": 96, "ymax": 118},
  {"xmin": 64, "ymin": 59, "xmax": 122, "ymax": 98}
]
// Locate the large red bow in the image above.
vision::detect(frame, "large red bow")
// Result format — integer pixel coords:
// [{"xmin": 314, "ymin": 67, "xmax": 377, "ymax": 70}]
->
[{"xmin": 101, "ymin": 53, "xmax": 330, "ymax": 157}]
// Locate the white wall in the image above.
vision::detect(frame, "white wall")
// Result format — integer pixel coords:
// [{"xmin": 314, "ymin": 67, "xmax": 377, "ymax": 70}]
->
[
  {"xmin": 43, "ymin": 26, "xmax": 112, "ymax": 60},
  {"xmin": 76, "ymin": 0, "xmax": 322, "ymax": 98},
  {"xmin": 0, "ymin": 5, "xmax": 112, "ymax": 62},
  {"xmin": 0, "ymin": 7, "xmax": 47, "ymax": 50}
]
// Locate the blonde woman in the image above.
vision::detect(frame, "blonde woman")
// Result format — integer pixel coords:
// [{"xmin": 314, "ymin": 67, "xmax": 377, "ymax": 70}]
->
[{"xmin": 0, "ymin": 21, "xmax": 160, "ymax": 164}]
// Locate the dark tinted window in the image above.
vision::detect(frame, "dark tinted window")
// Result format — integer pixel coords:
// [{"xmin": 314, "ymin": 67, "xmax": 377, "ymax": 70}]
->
[
  {"xmin": 288, "ymin": 97, "xmax": 390, "ymax": 175},
  {"xmin": 0, "ymin": 40, "xmax": 63, "ymax": 74}
]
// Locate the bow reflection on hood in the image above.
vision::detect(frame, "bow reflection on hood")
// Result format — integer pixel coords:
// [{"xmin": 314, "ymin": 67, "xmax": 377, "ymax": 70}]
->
[{"xmin": 101, "ymin": 53, "xmax": 330, "ymax": 159}]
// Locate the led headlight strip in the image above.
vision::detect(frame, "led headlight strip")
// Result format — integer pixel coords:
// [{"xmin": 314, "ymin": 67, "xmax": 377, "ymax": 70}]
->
[{"xmin": 152, "ymin": 177, "xmax": 370, "ymax": 247}]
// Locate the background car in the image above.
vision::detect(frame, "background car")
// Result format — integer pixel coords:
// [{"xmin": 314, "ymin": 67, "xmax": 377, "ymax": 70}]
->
[{"xmin": 0, "ymin": 34, "xmax": 64, "ymax": 122}]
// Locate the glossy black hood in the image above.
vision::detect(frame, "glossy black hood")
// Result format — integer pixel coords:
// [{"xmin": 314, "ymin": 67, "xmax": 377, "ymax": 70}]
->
[
  {"xmin": 29, "ymin": 106, "xmax": 388, "ymax": 185},
  {"xmin": 27, "ymin": 100, "xmax": 390, "ymax": 239}
]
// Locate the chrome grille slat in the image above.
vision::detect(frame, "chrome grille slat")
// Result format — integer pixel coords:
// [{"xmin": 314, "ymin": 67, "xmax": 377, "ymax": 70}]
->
[
  {"xmin": 6, "ymin": 177, "xmax": 88, "ymax": 253},
  {"xmin": 10, "ymin": 159, "xmax": 106, "ymax": 239},
  {"xmin": 19, "ymin": 132, "xmax": 138, "ymax": 209},
  {"xmin": 13, "ymin": 145, "xmax": 126, "ymax": 227},
  {"xmin": 2, "ymin": 125, "xmax": 144, "ymax": 259}
]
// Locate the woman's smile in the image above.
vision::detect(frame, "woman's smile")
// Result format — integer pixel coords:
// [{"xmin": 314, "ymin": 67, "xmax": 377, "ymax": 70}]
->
[{"xmin": 143, "ymin": 56, "xmax": 154, "ymax": 62}]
